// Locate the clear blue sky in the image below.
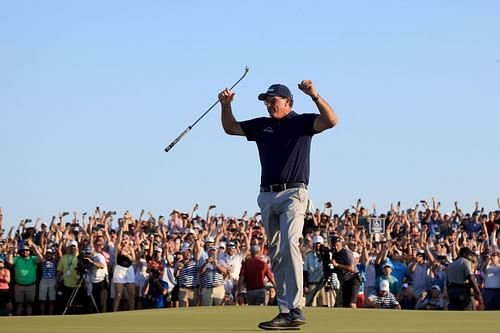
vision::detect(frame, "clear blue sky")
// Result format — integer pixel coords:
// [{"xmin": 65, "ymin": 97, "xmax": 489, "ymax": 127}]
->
[{"xmin": 1, "ymin": 1, "xmax": 499, "ymax": 229}]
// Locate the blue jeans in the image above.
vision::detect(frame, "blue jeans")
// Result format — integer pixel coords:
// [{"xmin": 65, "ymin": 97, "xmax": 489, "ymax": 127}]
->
[{"xmin": 258, "ymin": 188, "xmax": 308, "ymax": 313}]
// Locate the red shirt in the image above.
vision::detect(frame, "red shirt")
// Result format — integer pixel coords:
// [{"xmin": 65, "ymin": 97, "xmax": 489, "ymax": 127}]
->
[
  {"xmin": 239, "ymin": 256, "xmax": 273, "ymax": 290},
  {"xmin": 148, "ymin": 259, "xmax": 163, "ymax": 272}
]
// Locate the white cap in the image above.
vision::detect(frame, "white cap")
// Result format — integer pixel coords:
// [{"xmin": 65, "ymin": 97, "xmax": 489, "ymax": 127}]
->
[
  {"xmin": 68, "ymin": 240, "xmax": 78, "ymax": 248},
  {"xmin": 379, "ymin": 279, "xmax": 390, "ymax": 292},
  {"xmin": 312, "ymin": 235, "xmax": 324, "ymax": 244}
]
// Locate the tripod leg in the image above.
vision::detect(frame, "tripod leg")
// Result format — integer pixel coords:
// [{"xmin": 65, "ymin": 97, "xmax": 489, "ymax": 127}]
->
[
  {"xmin": 306, "ymin": 281, "xmax": 325, "ymax": 307},
  {"xmin": 63, "ymin": 278, "xmax": 83, "ymax": 315},
  {"xmin": 89, "ymin": 291, "xmax": 100, "ymax": 313}
]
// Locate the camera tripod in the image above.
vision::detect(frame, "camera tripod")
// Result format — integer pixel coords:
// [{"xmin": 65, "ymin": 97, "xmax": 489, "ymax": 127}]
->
[
  {"xmin": 306, "ymin": 267, "xmax": 340, "ymax": 308},
  {"xmin": 63, "ymin": 274, "xmax": 99, "ymax": 315}
]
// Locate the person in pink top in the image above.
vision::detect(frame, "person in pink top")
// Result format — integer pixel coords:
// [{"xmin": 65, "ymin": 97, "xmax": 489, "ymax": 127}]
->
[{"xmin": 0, "ymin": 256, "xmax": 12, "ymax": 315}]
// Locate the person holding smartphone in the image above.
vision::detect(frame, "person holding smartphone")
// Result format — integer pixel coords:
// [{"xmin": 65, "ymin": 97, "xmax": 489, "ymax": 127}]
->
[{"xmin": 198, "ymin": 246, "xmax": 227, "ymax": 306}]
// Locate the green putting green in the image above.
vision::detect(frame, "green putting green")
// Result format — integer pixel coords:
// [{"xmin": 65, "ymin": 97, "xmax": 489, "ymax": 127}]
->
[{"xmin": 0, "ymin": 307, "xmax": 498, "ymax": 332}]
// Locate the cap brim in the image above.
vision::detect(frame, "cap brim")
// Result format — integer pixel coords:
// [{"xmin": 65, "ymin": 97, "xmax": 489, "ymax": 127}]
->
[{"xmin": 258, "ymin": 93, "xmax": 269, "ymax": 101}]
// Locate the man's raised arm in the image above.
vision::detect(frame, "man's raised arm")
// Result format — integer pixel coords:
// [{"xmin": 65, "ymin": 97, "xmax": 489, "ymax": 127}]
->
[
  {"xmin": 298, "ymin": 80, "xmax": 338, "ymax": 133},
  {"xmin": 219, "ymin": 88, "xmax": 245, "ymax": 136}
]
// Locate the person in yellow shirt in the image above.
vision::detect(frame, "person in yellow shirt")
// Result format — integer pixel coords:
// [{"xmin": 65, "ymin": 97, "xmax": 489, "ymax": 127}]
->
[{"xmin": 56, "ymin": 240, "xmax": 80, "ymax": 313}]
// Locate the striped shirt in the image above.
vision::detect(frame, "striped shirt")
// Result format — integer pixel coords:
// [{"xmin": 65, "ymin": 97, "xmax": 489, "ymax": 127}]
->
[
  {"xmin": 374, "ymin": 292, "xmax": 400, "ymax": 309},
  {"xmin": 41, "ymin": 259, "xmax": 58, "ymax": 279},
  {"xmin": 177, "ymin": 260, "xmax": 199, "ymax": 288},
  {"xmin": 200, "ymin": 263, "xmax": 225, "ymax": 288}
]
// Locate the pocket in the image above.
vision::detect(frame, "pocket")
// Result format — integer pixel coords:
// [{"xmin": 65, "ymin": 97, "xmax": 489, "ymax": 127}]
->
[{"xmin": 292, "ymin": 188, "xmax": 308, "ymax": 203}]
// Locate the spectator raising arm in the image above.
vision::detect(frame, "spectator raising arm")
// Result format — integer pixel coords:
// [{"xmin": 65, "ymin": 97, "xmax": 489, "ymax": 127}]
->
[{"xmin": 0, "ymin": 207, "xmax": 3, "ymax": 234}]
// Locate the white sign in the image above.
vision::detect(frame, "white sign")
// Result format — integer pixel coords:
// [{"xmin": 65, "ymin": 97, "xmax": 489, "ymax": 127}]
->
[{"xmin": 369, "ymin": 218, "xmax": 385, "ymax": 234}]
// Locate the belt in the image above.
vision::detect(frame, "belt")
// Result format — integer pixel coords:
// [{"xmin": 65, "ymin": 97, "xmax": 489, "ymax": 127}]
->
[
  {"xmin": 260, "ymin": 183, "xmax": 307, "ymax": 192},
  {"xmin": 448, "ymin": 283, "xmax": 468, "ymax": 288},
  {"xmin": 179, "ymin": 286, "xmax": 198, "ymax": 290},
  {"xmin": 202, "ymin": 285, "xmax": 223, "ymax": 289}
]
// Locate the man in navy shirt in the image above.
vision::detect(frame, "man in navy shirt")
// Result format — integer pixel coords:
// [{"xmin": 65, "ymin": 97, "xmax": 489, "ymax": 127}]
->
[{"xmin": 219, "ymin": 80, "xmax": 337, "ymax": 330}]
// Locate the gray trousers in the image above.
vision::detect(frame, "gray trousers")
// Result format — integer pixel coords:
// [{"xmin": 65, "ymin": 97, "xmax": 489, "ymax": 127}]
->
[{"xmin": 258, "ymin": 188, "xmax": 308, "ymax": 313}]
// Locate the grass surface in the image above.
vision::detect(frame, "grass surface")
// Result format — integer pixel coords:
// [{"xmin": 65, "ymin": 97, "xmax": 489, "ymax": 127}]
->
[{"xmin": 0, "ymin": 307, "xmax": 498, "ymax": 333}]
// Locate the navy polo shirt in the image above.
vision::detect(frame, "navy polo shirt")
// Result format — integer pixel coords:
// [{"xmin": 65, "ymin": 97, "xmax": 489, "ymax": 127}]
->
[{"xmin": 240, "ymin": 111, "xmax": 318, "ymax": 187}]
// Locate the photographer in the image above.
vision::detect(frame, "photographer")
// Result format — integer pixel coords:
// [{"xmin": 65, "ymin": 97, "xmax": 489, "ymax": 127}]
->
[
  {"xmin": 143, "ymin": 268, "xmax": 168, "ymax": 308},
  {"xmin": 303, "ymin": 236, "xmax": 334, "ymax": 307},
  {"xmin": 330, "ymin": 235, "xmax": 359, "ymax": 308},
  {"xmin": 87, "ymin": 242, "xmax": 109, "ymax": 313},
  {"xmin": 56, "ymin": 240, "xmax": 80, "ymax": 314}
]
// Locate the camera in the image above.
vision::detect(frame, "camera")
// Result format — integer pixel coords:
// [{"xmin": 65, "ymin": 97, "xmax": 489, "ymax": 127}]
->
[
  {"xmin": 76, "ymin": 247, "xmax": 93, "ymax": 275},
  {"xmin": 150, "ymin": 268, "xmax": 161, "ymax": 279},
  {"xmin": 62, "ymin": 212, "xmax": 69, "ymax": 217},
  {"xmin": 109, "ymin": 211, "xmax": 117, "ymax": 215},
  {"xmin": 318, "ymin": 245, "xmax": 339, "ymax": 291}
]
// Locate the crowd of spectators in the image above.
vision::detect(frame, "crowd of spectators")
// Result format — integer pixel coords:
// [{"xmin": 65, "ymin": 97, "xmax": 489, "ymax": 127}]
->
[{"xmin": 0, "ymin": 198, "xmax": 499, "ymax": 316}]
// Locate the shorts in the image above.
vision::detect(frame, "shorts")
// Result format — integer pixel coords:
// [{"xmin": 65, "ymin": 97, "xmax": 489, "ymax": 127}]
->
[
  {"xmin": 14, "ymin": 284, "xmax": 36, "ymax": 303},
  {"xmin": 200, "ymin": 284, "xmax": 225, "ymax": 306},
  {"xmin": 170, "ymin": 284, "xmax": 179, "ymax": 303},
  {"xmin": 112, "ymin": 265, "xmax": 135, "ymax": 284},
  {"xmin": 178, "ymin": 286, "xmax": 199, "ymax": 307},
  {"xmin": 341, "ymin": 277, "xmax": 361, "ymax": 307},
  {"xmin": 39, "ymin": 278, "xmax": 57, "ymax": 301},
  {"xmin": 0, "ymin": 289, "xmax": 11, "ymax": 305}
]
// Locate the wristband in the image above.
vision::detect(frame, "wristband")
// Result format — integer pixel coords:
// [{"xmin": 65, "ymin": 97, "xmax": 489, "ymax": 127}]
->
[{"xmin": 312, "ymin": 94, "xmax": 320, "ymax": 102}]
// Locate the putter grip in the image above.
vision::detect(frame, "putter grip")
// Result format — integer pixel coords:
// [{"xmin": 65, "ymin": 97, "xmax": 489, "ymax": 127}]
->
[{"xmin": 164, "ymin": 127, "xmax": 192, "ymax": 152}]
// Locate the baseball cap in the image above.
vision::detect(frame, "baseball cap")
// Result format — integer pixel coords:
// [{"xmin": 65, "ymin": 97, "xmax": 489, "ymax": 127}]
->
[
  {"xmin": 155, "ymin": 248, "xmax": 162, "ymax": 254},
  {"xmin": 207, "ymin": 246, "xmax": 217, "ymax": 252},
  {"xmin": 416, "ymin": 249, "xmax": 425, "ymax": 256},
  {"xmin": 227, "ymin": 241, "xmax": 236, "ymax": 249},
  {"xmin": 0, "ymin": 256, "xmax": 5, "ymax": 262},
  {"xmin": 331, "ymin": 235, "xmax": 344, "ymax": 243},
  {"xmin": 205, "ymin": 236, "xmax": 215, "ymax": 243},
  {"xmin": 46, "ymin": 248, "xmax": 54, "ymax": 254},
  {"xmin": 431, "ymin": 285, "xmax": 441, "ymax": 292},
  {"xmin": 383, "ymin": 262, "xmax": 393, "ymax": 269},
  {"xmin": 258, "ymin": 84, "xmax": 293, "ymax": 101},
  {"xmin": 219, "ymin": 242, "xmax": 226, "ymax": 249},
  {"xmin": 68, "ymin": 240, "xmax": 78, "ymax": 248},
  {"xmin": 379, "ymin": 280, "xmax": 390, "ymax": 292},
  {"xmin": 401, "ymin": 283, "xmax": 409, "ymax": 289},
  {"xmin": 312, "ymin": 235, "xmax": 324, "ymax": 244}
]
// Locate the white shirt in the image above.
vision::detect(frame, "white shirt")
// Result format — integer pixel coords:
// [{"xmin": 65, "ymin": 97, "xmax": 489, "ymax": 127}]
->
[
  {"xmin": 89, "ymin": 253, "xmax": 108, "ymax": 284},
  {"xmin": 483, "ymin": 264, "xmax": 500, "ymax": 289}
]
